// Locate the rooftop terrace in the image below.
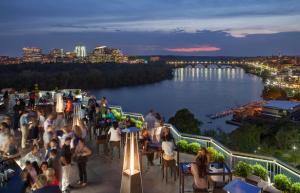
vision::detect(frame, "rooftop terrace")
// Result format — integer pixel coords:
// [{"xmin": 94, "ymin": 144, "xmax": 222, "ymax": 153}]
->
[{"xmin": 1, "ymin": 90, "xmax": 300, "ymax": 193}]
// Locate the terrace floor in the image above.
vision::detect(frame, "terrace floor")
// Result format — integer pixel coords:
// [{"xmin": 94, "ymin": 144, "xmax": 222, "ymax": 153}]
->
[{"xmin": 69, "ymin": 139, "xmax": 226, "ymax": 193}]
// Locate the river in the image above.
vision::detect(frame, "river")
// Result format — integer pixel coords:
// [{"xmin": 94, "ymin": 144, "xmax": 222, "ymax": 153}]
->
[{"xmin": 91, "ymin": 66, "xmax": 264, "ymax": 133}]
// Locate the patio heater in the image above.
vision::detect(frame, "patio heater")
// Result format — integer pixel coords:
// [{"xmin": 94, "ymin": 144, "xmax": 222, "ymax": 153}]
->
[
  {"xmin": 120, "ymin": 128, "xmax": 143, "ymax": 193},
  {"xmin": 73, "ymin": 102, "xmax": 81, "ymax": 117},
  {"xmin": 72, "ymin": 115, "xmax": 80, "ymax": 128},
  {"xmin": 55, "ymin": 93, "xmax": 64, "ymax": 113}
]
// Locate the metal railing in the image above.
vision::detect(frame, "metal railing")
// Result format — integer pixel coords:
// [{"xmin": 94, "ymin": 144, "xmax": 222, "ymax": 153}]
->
[
  {"xmin": 14, "ymin": 92, "xmax": 299, "ymax": 183},
  {"xmin": 111, "ymin": 106, "xmax": 300, "ymax": 183}
]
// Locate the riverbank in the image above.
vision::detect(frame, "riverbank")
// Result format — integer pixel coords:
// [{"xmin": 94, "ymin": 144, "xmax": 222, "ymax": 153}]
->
[{"xmin": 0, "ymin": 62, "xmax": 173, "ymax": 90}]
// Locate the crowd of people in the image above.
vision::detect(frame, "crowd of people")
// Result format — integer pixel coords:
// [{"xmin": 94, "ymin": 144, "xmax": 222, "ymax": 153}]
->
[
  {"xmin": 0, "ymin": 91, "xmax": 183, "ymax": 193},
  {"xmin": 0, "ymin": 92, "xmax": 94, "ymax": 193}
]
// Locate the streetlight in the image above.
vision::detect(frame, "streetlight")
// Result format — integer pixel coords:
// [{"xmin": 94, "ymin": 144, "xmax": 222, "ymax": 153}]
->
[
  {"xmin": 120, "ymin": 127, "xmax": 143, "ymax": 193},
  {"xmin": 292, "ymin": 145, "xmax": 297, "ymax": 164}
]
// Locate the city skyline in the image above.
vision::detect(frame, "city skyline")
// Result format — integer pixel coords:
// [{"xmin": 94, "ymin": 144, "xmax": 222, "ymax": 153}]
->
[{"xmin": 0, "ymin": 0, "xmax": 300, "ymax": 56}]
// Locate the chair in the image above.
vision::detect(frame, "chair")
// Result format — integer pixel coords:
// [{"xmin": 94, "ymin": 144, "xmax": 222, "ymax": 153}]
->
[
  {"xmin": 95, "ymin": 127, "xmax": 109, "ymax": 155},
  {"xmin": 192, "ymin": 183, "xmax": 210, "ymax": 193},
  {"xmin": 110, "ymin": 141, "xmax": 121, "ymax": 158},
  {"xmin": 162, "ymin": 158, "xmax": 176, "ymax": 183}
]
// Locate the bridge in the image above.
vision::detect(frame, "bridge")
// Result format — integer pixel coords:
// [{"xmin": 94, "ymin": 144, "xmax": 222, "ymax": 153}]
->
[{"xmin": 166, "ymin": 60, "xmax": 246, "ymax": 68}]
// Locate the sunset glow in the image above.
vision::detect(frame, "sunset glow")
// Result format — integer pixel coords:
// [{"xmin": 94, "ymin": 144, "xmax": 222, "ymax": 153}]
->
[{"xmin": 165, "ymin": 46, "xmax": 221, "ymax": 53}]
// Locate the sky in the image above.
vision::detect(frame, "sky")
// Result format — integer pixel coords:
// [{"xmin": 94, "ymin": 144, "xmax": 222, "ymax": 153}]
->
[{"xmin": 0, "ymin": 0, "xmax": 300, "ymax": 56}]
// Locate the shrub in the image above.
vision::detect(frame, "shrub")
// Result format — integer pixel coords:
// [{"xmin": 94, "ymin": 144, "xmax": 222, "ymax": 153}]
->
[
  {"xmin": 292, "ymin": 182, "xmax": 300, "ymax": 193},
  {"xmin": 207, "ymin": 147, "xmax": 217, "ymax": 157},
  {"xmin": 206, "ymin": 147, "xmax": 224, "ymax": 163},
  {"xmin": 214, "ymin": 152, "xmax": 225, "ymax": 163},
  {"xmin": 111, "ymin": 109, "xmax": 122, "ymax": 121},
  {"xmin": 177, "ymin": 140, "xmax": 189, "ymax": 152},
  {"xmin": 252, "ymin": 164, "xmax": 268, "ymax": 181},
  {"xmin": 274, "ymin": 174, "xmax": 292, "ymax": 192},
  {"xmin": 233, "ymin": 161, "xmax": 253, "ymax": 178},
  {"xmin": 74, "ymin": 89, "xmax": 81, "ymax": 95},
  {"xmin": 187, "ymin": 142, "xmax": 201, "ymax": 154}
]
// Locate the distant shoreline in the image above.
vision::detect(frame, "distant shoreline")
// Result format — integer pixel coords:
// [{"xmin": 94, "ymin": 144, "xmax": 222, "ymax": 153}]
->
[{"xmin": 0, "ymin": 62, "xmax": 173, "ymax": 90}]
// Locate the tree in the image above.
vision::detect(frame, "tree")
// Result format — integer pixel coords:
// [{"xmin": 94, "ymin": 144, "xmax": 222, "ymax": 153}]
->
[
  {"xmin": 275, "ymin": 124, "xmax": 300, "ymax": 150},
  {"xmin": 228, "ymin": 124, "xmax": 263, "ymax": 153},
  {"xmin": 262, "ymin": 86, "xmax": 287, "ymax": 100},
  {"xmin": 168, "ymin": 108, "xmax": 202, "ymax": 135}
]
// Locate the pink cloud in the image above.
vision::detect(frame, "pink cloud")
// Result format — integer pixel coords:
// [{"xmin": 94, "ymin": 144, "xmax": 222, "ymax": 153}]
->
[{"xmin": 164, "ymin": 45, "xmax": 221, "ymax": 52}]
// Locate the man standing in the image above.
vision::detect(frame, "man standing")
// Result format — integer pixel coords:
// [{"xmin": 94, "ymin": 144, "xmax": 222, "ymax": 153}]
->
[
  {"xmin": 144, "ymin": 110, "xmax": 157, "ymax": 140},
  {"xmin": 61, "ymin": 137, "xmax": 72, "ymax": 193},
  {"xmin": 20, "ymin": 110, "xmax": 29, "ymax": 149},
  {"xmin": 13, "ymin": 99, "xmax": 24, "ymax": 131}
]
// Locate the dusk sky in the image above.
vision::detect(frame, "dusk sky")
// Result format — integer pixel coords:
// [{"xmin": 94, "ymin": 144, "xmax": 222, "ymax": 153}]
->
[{"xmin": 0, "ymin": 0, "xmax": 300, "ymax": 56}]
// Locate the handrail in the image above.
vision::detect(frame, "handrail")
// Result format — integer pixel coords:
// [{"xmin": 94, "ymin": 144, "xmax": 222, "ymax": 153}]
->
[
  {"xmin": 13, "ymin": 92, "xmax": 299, "ymax": 182},
  {"xmin": 113, "ymin": 107, "xmax": 300, "ymax": 183}
]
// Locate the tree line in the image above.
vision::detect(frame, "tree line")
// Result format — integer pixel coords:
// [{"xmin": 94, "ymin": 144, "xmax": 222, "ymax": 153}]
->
[{"xmin": 0, "ymin": 62, "xmax": 173, "ymax": 90}]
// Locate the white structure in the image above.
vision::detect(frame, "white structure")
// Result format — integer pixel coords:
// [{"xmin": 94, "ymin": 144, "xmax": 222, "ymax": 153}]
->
[{"xmin": 74, "ymin": 45, "xmax": 87, "ymax": 57}]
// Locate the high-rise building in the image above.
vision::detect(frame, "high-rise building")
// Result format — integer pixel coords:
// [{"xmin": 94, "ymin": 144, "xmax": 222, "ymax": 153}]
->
[
  {"xmin": 50, "ymin": 48, "xmax": 64, "ymax": 58},
  {"xmin": 74, "ymin": 45, "xmax": 87, "ymax": 57},
  {"xmin": 89, "ymin": 46, "xmax": 113, "ymax": 63},
  {"xmin": 49, "ymin": 48, "xmax": 64, "ymax": 63},
  {"xmin": 112, "ymin": 49, "xmax": 125, "ymax": 63},
  {"xmin": 22, "ymin": 47, "xmax": 42, "ymax": 63},
  {"xmin": 64, "ymin": 52, "xmax": 77, "ymax": 63}
]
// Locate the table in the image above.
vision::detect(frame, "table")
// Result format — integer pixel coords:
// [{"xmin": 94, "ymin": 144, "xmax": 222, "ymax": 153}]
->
[
  {"xmin": 223, "ymin": 179, "xmax": 261, "ymax": 193},
  {"xmin": 0, "ymin": 161, "xmax": 24, "ymax": 193},
  {"xmin": 208, "ymin": 162, "xmax": 232, "ymax": 188},
  {"xmin": 139, "ymin": 142, "xmax": 180, "ymax": 175},
  {"xmin": 179, "ymin": 162, "xmax": 232, "ymax": 193}
]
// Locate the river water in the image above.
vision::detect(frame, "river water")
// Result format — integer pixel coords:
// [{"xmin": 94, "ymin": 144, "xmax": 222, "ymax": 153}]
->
[{"xmin": 91, "ymin": 66, "xmax": 264, "ymax": 133}]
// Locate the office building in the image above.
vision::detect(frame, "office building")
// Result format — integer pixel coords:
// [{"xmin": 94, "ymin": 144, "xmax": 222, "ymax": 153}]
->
[
  {"xmin": 74, "ymin": 45, "xmax": 87, "ymax": 57},
  {"xmin": 22, "ymin": 47, "xmax": 42, "ymax": 63}
]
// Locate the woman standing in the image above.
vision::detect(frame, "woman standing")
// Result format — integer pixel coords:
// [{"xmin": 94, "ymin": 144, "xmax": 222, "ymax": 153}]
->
[{"xmin": 74, "ymin": 138, "xmax": 92, "ymax": 187}]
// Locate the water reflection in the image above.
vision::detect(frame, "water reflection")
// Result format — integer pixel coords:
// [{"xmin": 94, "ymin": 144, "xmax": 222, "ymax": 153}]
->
[
  {"xmin": 94, "ymin": 66, "xmax": 263, "ymax": 133},
  {"xmin": 174, "ymin": 66, "xmax": 242, "ymax": 82}
]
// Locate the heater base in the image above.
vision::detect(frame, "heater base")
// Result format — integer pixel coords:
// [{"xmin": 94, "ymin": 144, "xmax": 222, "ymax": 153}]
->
[{"xmin": 120, "ymin": 172, "xmax": 143, "ymax": 193}]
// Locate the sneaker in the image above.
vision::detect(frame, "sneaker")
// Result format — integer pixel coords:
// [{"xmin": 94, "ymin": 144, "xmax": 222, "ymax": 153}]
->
[
  {"xmin": 76, "ymin": 181, "xmax": 82, "ymax": 185},
  {"xmin": 81, "ymin": 183, "xmax": 87, "ymax": 187}
]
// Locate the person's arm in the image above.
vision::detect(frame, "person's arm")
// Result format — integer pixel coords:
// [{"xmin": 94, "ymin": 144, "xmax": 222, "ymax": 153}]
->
[
  {"xmin": 61, "ymin": 155, "xmax": 67, "ymax": 165},
  {"xmin": 82, "ymin": 146, "xmax": 92, "ymax": 157}
]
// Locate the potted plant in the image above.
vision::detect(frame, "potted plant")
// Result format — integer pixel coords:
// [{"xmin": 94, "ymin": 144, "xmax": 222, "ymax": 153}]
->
[
  {"xmin": 187, "ymin": 142, "xmax": 201, "ymax": 155},
  {"xmin": 207, "ymin": 146, "xmax": 217, "ymax": 163},
  {"xmin": 233, "ymin": 161, "xmax": 253, "ymax": 180},
  {"xmin": 274, "ymin": 174, "xmax": 292, "ymax": 192},
  {"xmin": 252, "ymin": 164, "xmax": 268, "ymax": 181},
  {"xmin": 291, "ymin": 182, "xmax": 300, "ymax": 193},
  {"xmin": 177, "ymin": 140, "xmax": 189, "ymax": 153},
  {"xmin": 206, "ymin": 147, "xmax": 225, "ymax": 168}
]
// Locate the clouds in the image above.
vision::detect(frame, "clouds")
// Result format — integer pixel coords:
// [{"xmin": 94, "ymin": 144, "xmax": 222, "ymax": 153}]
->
[
  {"xmin": 0, "ymin": 0, "xmax": 299, "ymax": 55},
  {"xmin": 164, "ymin": 46, "xmax": 221, "ymax": 53},
  {"xmin": 0, "ymin": 30, "xmax": 299, "ymax": 57}
]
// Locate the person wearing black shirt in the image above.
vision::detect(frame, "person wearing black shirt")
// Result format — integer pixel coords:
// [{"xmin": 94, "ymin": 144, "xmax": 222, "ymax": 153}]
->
[
  {"xmin": 61, "ymin": 137, "xmax": 72, "ymax": 193},
  {"xmin": 13, "ymin": 99, "xmax": 24, "ymax": 131}
]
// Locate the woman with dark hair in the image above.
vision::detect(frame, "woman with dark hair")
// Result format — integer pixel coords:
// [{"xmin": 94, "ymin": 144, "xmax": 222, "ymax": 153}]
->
[
  {"xmin": 108, "ymin": 121, "xmax": 121, "ymax": 158},
  {"xmin": 140, "ymin": 127, "xmax": 155, "ymax": 166},
  {"xmin": 40, "ymin": 161, "xmax": 49, "ymax": 175},
  {"xmin": 74, "ymin": 138, "xmax": 92, "ymax": 187},
  {"xmin": 191, "ymin": 148, "xmax": 209, "ymax": 191},
  {"xmin": 161, "ymin": 127, "xmax": 174, "ymax": 143}
]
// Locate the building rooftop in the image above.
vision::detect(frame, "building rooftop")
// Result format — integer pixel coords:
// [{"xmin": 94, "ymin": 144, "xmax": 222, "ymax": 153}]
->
[{"xmin": 263, "ymin": 100, "xmax": 300, "ymax": 110}]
